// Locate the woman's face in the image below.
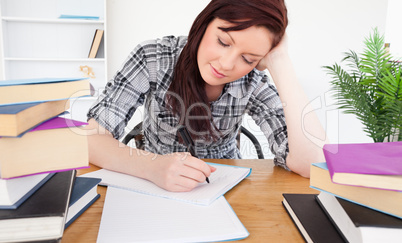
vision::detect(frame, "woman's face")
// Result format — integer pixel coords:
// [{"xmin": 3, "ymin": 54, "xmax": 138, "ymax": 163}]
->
[{"xmin": 197, "ymin": 18, "xmax": 273, "ymax": 87}]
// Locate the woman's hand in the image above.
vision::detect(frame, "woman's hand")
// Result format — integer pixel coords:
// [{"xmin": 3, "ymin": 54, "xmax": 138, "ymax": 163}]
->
[
  {"xmin": 256, "ymin": 33, "xmax": 289, "ymax": 72},
  {"xmin": 144, "ymin": 152, "xmax": 216, "ymax": 192},
  {"xmin": 85, "ymin": 119, "xmax": 216, "ymax": 192}
]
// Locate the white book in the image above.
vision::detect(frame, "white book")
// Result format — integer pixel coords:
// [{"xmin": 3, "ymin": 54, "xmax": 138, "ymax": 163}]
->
[
  {"xmin": 0, "ymin": 173, "xmax": 53, "ymax": 209},
  {"xmin": 316, "ymin": 192, "xmax": 402, "ymax": 243},
  {"xmin": 97, "ymin": 187, "xmax": 249, "ymax": 243},
  {"xmin": 82, "ymin": 163, "xmax": 251, "ymax": 206}
]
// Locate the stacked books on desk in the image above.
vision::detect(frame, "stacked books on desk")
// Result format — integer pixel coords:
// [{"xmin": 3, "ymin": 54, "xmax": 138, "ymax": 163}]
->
[
  {"xmin": 0, "ymin": 77, "xmax": 98, "ymax": 242},
  {"xmin": 283, "ymin": 141, "xmax": 402, "ymax": 243},
  {"xmin": 83, "ymin": 163, "xmax": 252, "ymax": 242}
]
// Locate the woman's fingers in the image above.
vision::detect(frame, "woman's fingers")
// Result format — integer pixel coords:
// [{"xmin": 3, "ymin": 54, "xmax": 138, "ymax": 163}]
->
[
  {"xmin": 182, "ymin": 154, "xmax": 214, "ymax": 179},
  {"xmin": 149, "ymin": 152, "xmax": 215, "ymax": 191}
]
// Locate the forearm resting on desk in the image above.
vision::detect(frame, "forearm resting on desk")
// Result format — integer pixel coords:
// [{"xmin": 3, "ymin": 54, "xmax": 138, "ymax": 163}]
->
[{"xmin": 84, "ymin": 119, "xmax": 214, "ymax": 192}]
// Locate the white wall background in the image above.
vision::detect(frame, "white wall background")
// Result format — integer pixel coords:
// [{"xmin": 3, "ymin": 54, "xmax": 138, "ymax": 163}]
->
[
  {"xmin": 105, "ymin": 0, "xmax": 389, "ymax": 158},
  {"xmin": 285, "ymin": 0, "xmax": 388, "ymax": 145},
  {"xmin": 385, "ymin": 0, "xmax": 402, "ymax": 59},
  {"xmin": 0, "ymin": 0, "xmax": 393, "ymax": 157}
]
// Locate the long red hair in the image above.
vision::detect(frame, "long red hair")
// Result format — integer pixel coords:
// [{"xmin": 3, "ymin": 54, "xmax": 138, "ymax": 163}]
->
[{"xmin": 167, "ymin": 0, "xmax": 288, "ymax": 142}]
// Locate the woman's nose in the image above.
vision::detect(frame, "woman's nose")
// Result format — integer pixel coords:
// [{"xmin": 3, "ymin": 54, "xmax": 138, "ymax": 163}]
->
[{"xmin": 219, "ymin": 51, "xmax": 236, "ymax": 71}]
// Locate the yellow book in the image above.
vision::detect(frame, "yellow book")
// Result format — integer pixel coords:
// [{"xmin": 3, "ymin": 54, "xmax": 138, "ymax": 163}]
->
[
  {"xmin": 0, "ymin": 77, "xmax": 90, "ymax": 106},
  {"xmin": 0, "ymin": 117, "xmax": 88, "ymax": 179},
  {"xmin": 0, "ymin": 100, "xmax": 70, "ymax": 137},
  {"xmin": 310, "ymin": 162, "xmax": 402, "ymax": 219}
]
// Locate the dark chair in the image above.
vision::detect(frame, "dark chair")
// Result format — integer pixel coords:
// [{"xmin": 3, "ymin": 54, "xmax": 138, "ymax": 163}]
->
[{"xmin": 122, "ymin": 122, "xmax": 264, "ymax": 159}]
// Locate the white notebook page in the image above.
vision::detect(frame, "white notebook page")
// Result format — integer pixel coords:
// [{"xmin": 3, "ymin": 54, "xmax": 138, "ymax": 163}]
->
[
  {"xmin": 82, "ymin": 163, "xmax": 251, "ymax": 206},
  {"xmin": 97, "ymin": 187, "xmax": 249, "ymax": 243}
]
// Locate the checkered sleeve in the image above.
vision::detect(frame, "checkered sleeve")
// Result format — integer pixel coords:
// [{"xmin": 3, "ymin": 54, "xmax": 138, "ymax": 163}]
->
[
  {"xmin": 247, "ymin": 78, "xmax": 290, "ymax": 170},
  {"xmin": 87, "ymin": 41, "xmax": 153, "ymax": 139}
]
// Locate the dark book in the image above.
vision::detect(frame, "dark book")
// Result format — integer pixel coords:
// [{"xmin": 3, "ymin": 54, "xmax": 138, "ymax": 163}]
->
[
  {"xmin": 282, "ymin": 193, "xmax": 346, "ymax": 243},
  {"xmin": 65, "ymin": 176, "xmax": 101, "ymax": 228},
  {"xmin": 0, "ymin": 170, "xmax": 76, "ymax": 242},
  {"xmin": 316, "ymin": 192, "xmax": 402, "ymax": 243},
  {"xmin": 0, "ymin": 173, "xmax": 54, "ymax": 209},
  {"xmin": 0, "ymin": 100, "xmax": 69, "ymax": 137}
]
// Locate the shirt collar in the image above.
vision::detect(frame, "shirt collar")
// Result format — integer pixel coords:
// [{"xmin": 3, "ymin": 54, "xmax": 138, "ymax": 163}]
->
[{"xmin": 225, "ymin": 69, "xmax": 267, "ymax": 98}]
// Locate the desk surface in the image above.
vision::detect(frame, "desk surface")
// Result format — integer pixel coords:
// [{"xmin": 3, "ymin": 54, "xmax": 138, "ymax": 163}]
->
[{"xmin": 62, "ymin": 159, "xmax": 317, "ymax": 242}]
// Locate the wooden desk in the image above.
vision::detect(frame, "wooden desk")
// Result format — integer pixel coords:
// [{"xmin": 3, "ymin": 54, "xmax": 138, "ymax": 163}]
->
[{"xmin": 62, "ymin": 159, "xmax": 317, "ymax": 242}]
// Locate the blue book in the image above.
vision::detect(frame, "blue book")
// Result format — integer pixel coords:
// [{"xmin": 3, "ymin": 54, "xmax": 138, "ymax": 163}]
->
[
  {"xmin": 65, "ymin": 177, "xmax": 101, "ymax": 228},
  {"xmin": 0, "ymin": 173, "xmax": 54, "ymax": 209},
  {"xmin": 0, "ymin": 100, "xmax": 69, "ymax": 137},
  {"xmin": 0, "ymin": 77, "xmax": 90, "ymax": 106},
  {"xmin": 59, "ymin": 14, "xmax": 100, "ymax": 20},
  {"xmin": 0, "ymin": 102, "xmax": 42, "ymax": 114}
]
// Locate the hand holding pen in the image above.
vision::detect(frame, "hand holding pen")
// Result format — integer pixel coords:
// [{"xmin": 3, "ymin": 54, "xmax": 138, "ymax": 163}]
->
[{"xmin": 178, "ymin": 126, "xmax": 211, "ymax": 183}]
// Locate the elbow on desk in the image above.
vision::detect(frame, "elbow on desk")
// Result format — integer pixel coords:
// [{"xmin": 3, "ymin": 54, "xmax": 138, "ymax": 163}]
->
[
  {"xmin": 286, "ymin": 153, "xmax": 325, "ymax": 178},
  {"xmin": 287, "ymin": 161, "xmax": 310, "ymax": 178},
  {"xmin": 285, "ymin": 142, "xmax": 327, "ymax": 178}
]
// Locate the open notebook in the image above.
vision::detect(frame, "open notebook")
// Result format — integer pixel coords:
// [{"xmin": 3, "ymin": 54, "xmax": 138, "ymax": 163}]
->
[
  {"xmin": 97, "ymin": 187, "xmax": 249, "ymax": 243},
  {"xmin": 82, "ymin": 163, "xmax": 251, "ymax": 206}
]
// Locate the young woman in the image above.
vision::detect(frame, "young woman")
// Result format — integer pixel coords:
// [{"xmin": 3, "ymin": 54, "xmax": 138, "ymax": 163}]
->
[{"xmin": 85, "ymin": 0, "xmax": 328, "ymax": 192}]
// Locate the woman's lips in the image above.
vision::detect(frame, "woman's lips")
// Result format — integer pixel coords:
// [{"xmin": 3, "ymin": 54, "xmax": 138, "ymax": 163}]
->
[{"xmin": 210, "ymin": 64, "xmax": 226, "ymax": 78}]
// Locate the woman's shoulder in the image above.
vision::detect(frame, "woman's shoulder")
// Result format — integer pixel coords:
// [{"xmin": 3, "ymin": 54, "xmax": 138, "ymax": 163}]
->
[
  {"xmin": 159, "ymin": 35, "xmax": 188, "ymax": 49},
  {"xmin": 136, "ymin": 35, "xmax": 188, "ymax": 54}
]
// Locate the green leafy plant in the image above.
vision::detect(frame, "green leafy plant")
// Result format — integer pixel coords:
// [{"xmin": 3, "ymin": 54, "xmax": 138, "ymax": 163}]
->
[{"xmin": 324, "ymin": 28, "xmax": 402, "ymax": 142}]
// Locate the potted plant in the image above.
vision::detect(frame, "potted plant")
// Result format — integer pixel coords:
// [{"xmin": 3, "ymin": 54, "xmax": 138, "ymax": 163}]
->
[{"xmin": 324, "ymin": 28, "xmax": 402, "ymax": 142}]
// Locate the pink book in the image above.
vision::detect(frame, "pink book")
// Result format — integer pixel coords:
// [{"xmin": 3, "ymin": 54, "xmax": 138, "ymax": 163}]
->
[{"xmin": 323, "ymin": 141, "xmax": 402, "ymax": 191}]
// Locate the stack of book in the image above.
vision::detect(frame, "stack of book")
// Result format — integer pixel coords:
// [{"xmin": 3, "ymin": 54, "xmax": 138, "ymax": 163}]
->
[
  {"xmin": 283, "ymin": 141, "xmax": 402, "ymax": 243},
  {"xmin": 0, "ymin": 77, "xmax": 100, "ymax": 242}
]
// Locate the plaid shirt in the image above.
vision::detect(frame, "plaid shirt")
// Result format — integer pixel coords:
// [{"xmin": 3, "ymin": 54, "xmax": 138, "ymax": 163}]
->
[{"xmin": 88, "ymin": 36, "xmax": 289, "ymax": 169}]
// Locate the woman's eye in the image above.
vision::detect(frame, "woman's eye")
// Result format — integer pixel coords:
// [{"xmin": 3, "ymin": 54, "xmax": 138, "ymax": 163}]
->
[
  {"xmin": 218, "ymin": 38, "xmax": 229, "ymax": 47},
  {"xmin": 242, "ymin": 56, "xmax": 253, "ymax": 65}
]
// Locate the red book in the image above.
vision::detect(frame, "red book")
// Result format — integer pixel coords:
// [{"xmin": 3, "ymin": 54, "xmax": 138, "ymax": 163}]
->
[{"xmin": 323, "ymin": 141, "xmax": 402, "ymax": 191}]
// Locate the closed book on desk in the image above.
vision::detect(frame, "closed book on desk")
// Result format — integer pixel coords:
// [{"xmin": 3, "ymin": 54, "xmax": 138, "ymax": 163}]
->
[
  {"xmin": 0, "ymin": 173, "xmax": 54, "ymax": 209},
  {"xmin": 0, "ymin": 170, "xmax": 76, "ymax": 243},
  {"xmin": 0, "ymin": 117, "xmax": 89, "ymax": 179},
  {"xmin": 65, "ymin": 177, "xmax": 101, "ymax": 228},
  {"xmin": 310, "ymin": 162, "xmax": 402, "ymax": 219},
  {"xmin": 317, "ymin": 192, "xmax": 402, "ymax": 243},
  {"xmin": 324, "ymin": 142, "xmax": 402, "ymax": 191},
  {"xmin": 0, "ymin": 100, "xmax": 69, "ymax": 137},
  {"xmin": 0, "ymin": 77, "xmax": 90, "ymax": 106},
  {"xmin": 282, "ymin": 193, "xmax": 345, "ymax": 243}
]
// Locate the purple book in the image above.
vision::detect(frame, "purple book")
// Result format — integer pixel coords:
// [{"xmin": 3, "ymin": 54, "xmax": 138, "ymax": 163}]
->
[
  {"xmin": 323, "ymin": 141, "xmax": 402, "ymax": 190},
  {"xmin": 29, "ymin": 116, "xmax": 87, "ymax": 132}
]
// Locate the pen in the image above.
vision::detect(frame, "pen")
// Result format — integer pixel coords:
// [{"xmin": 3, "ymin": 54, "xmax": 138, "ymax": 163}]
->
[{"xmin": 177, "ymin": 126, "xmax": 210, "ymax": 183}]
